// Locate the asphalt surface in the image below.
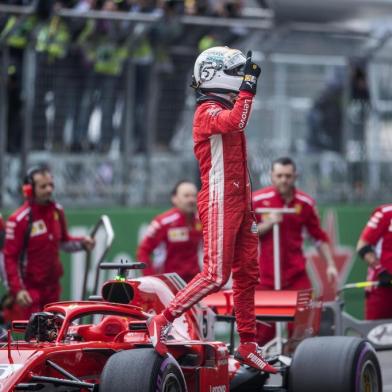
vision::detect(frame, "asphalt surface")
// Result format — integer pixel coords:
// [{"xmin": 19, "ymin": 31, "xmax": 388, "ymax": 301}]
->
[{"xmin": 378, "ymin": 350, "xmax": 392, "ymax": 391}]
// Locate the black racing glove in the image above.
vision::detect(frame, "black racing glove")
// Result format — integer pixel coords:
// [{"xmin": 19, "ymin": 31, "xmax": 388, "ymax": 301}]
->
[
  {"xmin": 239, "ymin": 50, "xmax": 261, "ymax": 95},
  {"xmin": 378, "ymin": 270, "xmax": 392, "ymax": 287}
]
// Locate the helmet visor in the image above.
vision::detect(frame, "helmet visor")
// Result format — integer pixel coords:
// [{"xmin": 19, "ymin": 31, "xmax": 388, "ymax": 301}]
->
[
  {"xmin": 223, "ymin": 51, "xmax": 246, "ymax": 76},
  {"xmin": 224, "ymin": 63, "xmax": 245, "ymax": 77}
]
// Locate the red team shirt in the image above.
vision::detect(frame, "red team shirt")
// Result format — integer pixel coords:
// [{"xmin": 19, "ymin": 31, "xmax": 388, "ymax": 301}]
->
[
  {"xmin": 0, "ymin": 213, "xmax": 4, "ymax": 247},
  {"xmin": 0, "ymin": 213, "xmax": 4, "ymax": 259},
  {"xmin": 0, "ymin": 214, "xmax": 4, "ymax": 299},
  {"xmin": 4, "ymin": 201, "xmax": 83, "ymax": 295},
  {"xmin": 252, "ymin": 186, "xmax": 329, "ymax": 287},
  {"xmin": 136, "ymin": 208, "xmax": 203, "ymax": 283},
  {"xmin": 360, "ymin": 204, "xmax": 392, "ymax": 273},
  {"xmin": 360, "ymin": 204, "xmax": 392, "ymax": 319}
]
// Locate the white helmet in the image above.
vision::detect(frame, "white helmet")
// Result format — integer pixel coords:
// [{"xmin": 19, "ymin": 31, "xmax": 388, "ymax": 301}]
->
[{"xmin": 193, "ymin": 46, "xmax": 246, "ymax": 94}]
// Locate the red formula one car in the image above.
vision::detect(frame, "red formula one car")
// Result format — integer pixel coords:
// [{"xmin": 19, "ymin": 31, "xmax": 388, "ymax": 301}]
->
[{"xmin": 0, "ymin": 262, "xmax": 382, "ymax": 392}]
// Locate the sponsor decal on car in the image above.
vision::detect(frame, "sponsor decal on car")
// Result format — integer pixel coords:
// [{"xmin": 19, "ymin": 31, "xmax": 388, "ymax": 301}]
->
[
  {"xmin": 367, "ymin": 323, "xmax": 392, "ymax": 346},
  {"xmin": 210, "ymin": 385, "xmax": 226, "ymax": 392},
  {"xmin": 0, "ymin": 364, "xmax": 23, "ymax": 380}
]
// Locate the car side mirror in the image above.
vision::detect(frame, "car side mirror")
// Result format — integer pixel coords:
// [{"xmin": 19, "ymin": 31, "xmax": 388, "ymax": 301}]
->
[{"xmin": 12, "ymin": 320, "xmax": 28, "ymax": 333}]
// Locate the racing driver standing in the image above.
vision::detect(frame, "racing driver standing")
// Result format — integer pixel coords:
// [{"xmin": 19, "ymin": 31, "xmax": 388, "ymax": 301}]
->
[{"xmin": 147, "ymin": 47, "xmax": 277, "ymax": 374}]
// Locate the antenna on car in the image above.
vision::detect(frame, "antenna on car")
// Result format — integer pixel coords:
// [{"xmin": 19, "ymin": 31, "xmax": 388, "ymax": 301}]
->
[{"xmin": 100, "ymin": 259, "xmax": 146, "ymax": 280}]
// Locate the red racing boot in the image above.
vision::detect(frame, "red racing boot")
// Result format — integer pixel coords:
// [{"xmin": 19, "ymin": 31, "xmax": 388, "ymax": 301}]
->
[
  {"xmin": 234, "ymin": 342, "xmax": 278, "ymax": 373},
  {"xmin": 146, "ymin": 313, "xmax": 172, "ymax": 356}
]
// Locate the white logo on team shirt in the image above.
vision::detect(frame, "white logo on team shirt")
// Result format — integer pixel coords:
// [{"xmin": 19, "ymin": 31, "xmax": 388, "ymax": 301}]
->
[{"xmin": 5, "ymin": 222, "xmax": 15, "ymax": 240}]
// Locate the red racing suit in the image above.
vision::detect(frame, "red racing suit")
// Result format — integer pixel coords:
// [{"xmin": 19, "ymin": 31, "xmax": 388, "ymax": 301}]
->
[
  {"xmin": 252, "ymin": 186, "xmax": 329, "ymax": 345},
  {"xmin": 253, "ymin": 186, "xmax": 329, "ymax": 288},
  {"xmin": 136, "ymin": 207, "xmax": 202, "ymax": 283},
  {"xmin": 3, "ymin": 200, "xmax": 84, "ymax": 319},
  {"xmin": 166, "ymin": 91, "xmax": 260, "ymax": 340},
  {"xmin": 359, "ymin": 204, "xmax": 392, "ymax": 319}
]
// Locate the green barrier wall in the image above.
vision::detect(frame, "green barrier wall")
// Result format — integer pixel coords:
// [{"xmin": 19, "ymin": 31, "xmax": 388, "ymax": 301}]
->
[{"xmin": 1, "ymin": 205, "xmax": 378, "ymax": 319}]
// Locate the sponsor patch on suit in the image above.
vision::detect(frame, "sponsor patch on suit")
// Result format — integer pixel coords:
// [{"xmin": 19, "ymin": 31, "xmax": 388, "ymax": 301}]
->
[{"xmin": 31, "ymin": 220, "xmax": 47, "ymax": 237}]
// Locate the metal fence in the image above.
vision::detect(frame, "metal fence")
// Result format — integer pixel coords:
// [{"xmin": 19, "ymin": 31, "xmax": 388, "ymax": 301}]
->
[{"xmin": 1, "ymin": 5, "xmax": 392, "ymax": 207}]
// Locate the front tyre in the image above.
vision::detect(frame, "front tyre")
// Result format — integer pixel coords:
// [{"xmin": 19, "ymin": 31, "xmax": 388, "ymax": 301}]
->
[
  {"xmin": 288, "ymin": 336, "xmax": 382, "ymax": 392},
  {"xmin": 100, "ymin": 348, "xmax": 187, "ymax": 392}
]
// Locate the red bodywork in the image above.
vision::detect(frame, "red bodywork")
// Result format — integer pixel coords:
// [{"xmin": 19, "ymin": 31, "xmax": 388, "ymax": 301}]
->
[
  {"xmin": 203, "ymin": 289, "xmax": 322, "ymax": 354},
  {"xmin": 0, "ymin": 274, "xmax": 321, "ymax": 391}
]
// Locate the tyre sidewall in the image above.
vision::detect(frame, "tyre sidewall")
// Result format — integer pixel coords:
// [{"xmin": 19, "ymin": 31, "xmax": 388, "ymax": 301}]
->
[
  {"xmin": 154, "ymin": 355, "xmax": 187, "ymax": 392},
  {"xmin": 354, "ymin": 343, "xmax": 382, "ymax": 392},
  {"xmin": 288, "ymin": 337, "xmax": 382, "ymax": 392},
  {"xmin": 100, "ymin": 349, "xmax": 186, "ymax": 392}
]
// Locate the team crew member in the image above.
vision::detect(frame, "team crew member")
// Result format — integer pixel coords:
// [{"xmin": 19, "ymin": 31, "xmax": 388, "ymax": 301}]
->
[
  {"xmin": 136, "ymin": 180, "xmax": 202, "ymax": 283},
  {"xmin": 253, "ymin": 157, "xmax": 338, "ymax": 345},
  {"xmin": 147, "ymin": 47, "xmax": 277, "ymax": 373},
  {"xmin": 0, "ymin": 213, "xmax": 6, "ymax": 338},
  {"xmin": 0, "ymin": 213, "xmax": 5, "ymax": 279},
  {"xmin": 3, "ymin": 166, "xmax": 95, "ymax": 320},
  {"xmin": 356, "ymin": 204, "xmax": 392, "ymax": 320},
  {"xmin": 0, "ymin": 213, "xmax": 4, "ymax": 251}
]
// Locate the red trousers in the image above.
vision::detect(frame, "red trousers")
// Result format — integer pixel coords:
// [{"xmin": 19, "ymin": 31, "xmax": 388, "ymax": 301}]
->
[
  {"xmin": 256, "ymin": 272, "xmax": 312, "ymax": 346},
  {"xmin": 167, "ymin": 209, "xmax": 259, "ymax": 338},
  {"xmin": 365, "ymin": 287, "xmax": 392, "ymax": 320}
]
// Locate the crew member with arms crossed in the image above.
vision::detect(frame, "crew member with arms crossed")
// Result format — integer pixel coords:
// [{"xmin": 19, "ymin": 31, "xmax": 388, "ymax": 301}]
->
[
  {"xmin": 3, "ymin": 165, "xmax": 95, "ymax": 320},
  {"xmin": 357, "ymin": 203, "xmax": 392, "ymax": 319},
  {"xmin": 253, "ymin": 157, "xmax": 338, "ymax": 345},
  {"xmin": 137, "ymin": 180, "xmax": 202, "ymax": 283}
]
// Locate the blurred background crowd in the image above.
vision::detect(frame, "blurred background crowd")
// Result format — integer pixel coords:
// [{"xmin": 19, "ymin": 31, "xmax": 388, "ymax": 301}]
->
[
  {"xmin": 4, "ymin": 0, "xmax": 245, "ymax": 18},
  {"xmin": 1, "ymin": 0, "xmax": 244, "ymax": 155},
  {"xmin": 0, "ymin": 0, "xmax": 391, "ymax": 207}
]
